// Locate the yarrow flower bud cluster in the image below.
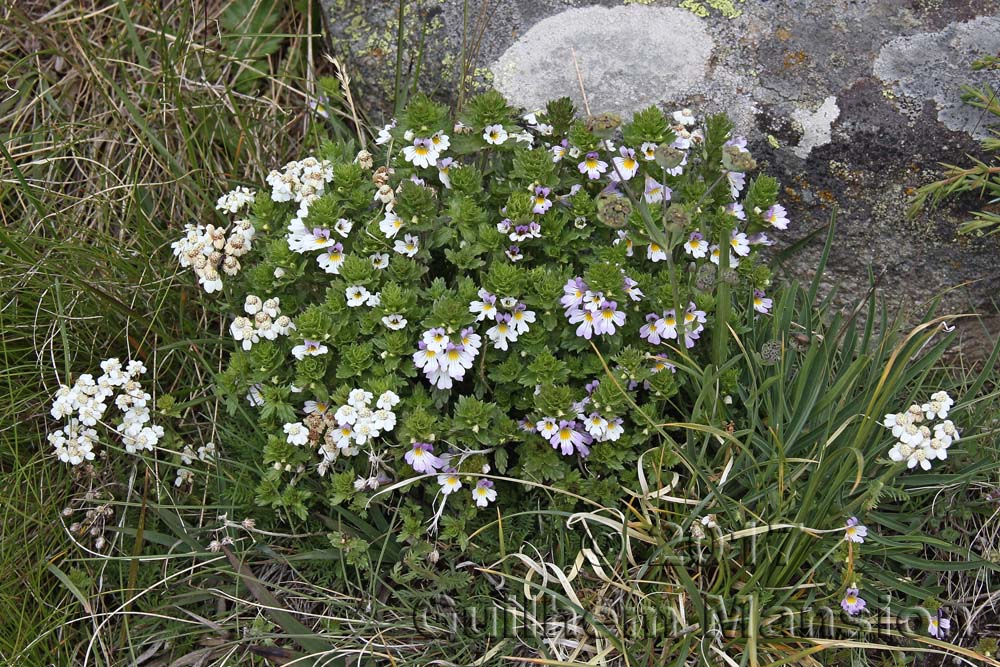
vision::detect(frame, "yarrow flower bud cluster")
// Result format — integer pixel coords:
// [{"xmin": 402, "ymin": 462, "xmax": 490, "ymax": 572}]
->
[
  {"xmin": 883, "ymin": 391, "xmax": 958, "ymax": 471},
  {"xmin": 231, "ymin": 295, "xmax": 295, "ymax": 351},
  {"xmin": 48, "ymin": 358, "xmax": 160, "ymax": 464},
  {"xmin": 171, "ymin": 217, "xmax": 256, "ymax": 293}
]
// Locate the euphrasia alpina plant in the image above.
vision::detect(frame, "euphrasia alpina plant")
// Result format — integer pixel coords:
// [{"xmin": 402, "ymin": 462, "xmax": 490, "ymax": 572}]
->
[{"xmin": 174, "ymin": 91, "xmax": 788, "ymax": 526}]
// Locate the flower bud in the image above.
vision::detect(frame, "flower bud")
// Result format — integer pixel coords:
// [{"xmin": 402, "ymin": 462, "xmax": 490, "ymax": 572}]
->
[
  {"xmin": 654, "ymin": 144, "xmax": 685, "ymax": 169},
  {"xmin": 722, "ymin": 144, "xmax": 757, "ymax": 172},
  {"xmin": 356, "ymin": 149, "xmax": 374, "ymax": 170}
]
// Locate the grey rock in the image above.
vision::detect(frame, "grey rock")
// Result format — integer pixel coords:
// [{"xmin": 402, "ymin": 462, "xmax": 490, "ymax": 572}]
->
[{"xmin": 321, "ymin": 0, "xmax": 1000, "ymax": 346}]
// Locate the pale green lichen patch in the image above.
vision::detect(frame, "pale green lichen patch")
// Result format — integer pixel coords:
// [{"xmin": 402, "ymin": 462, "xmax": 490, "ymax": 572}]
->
[{"xmin": 679, "ymin": 0, "xmax": 745, "ymax": 19}]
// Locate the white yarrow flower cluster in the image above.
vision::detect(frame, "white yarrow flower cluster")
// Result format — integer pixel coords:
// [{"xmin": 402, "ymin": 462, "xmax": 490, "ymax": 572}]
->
[
  {"xmin": 215, "ymin": 186, "xmax": 256, "ymax": 214},
  {"xmin": 47, "ymin": 358, "xmax": 162, "ymax": 464},
  {"xmin": 171, "ymin": 219, "xmax": 255, "ymax": 293},
  {"xmin": 884, "ymin": 391, "xmax": 959, "ymax": 471},
  {"xmin": 266, "ymin": 156, "xmax": 334, "ymax": 221},
  {"xmin": 230, "ymin": 295, "xmax": 295, "ymax": 351}
]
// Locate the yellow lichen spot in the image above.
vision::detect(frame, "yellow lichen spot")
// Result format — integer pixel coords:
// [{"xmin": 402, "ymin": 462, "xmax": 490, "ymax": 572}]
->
[
  {"xmin": 783, "ymin": 51, "xmax": 809, "ymax": 69},
  {"xmin": 767, "ymin": 134, "xmax": 780, "ymax": 149}
]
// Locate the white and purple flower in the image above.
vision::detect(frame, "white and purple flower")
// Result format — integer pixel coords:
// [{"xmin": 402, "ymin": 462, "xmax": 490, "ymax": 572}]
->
[
  {"xmin": 532, "ymin": 186, "xmax": 552, "ymax": 214},
  {"xmin": 483, "ymin": 124, "xmax": 508, "ymax": 145},
  {"xmin": 579, "ymin": 152, "xmax": 608, "ymax": 180},
  {"xmin": 291, "ymin": 339, "xmax": 328, "ymax": 361},
  {"xmin": 402, "ymin": 137, "xmax": 438, "ymax": 168},
  {"xmin": 764, "ymin": 204, "xmax": 790, "ymax": 230},
  {"xmin": 841, "ymin": 588, "xmax": 866, "ymax": 616},
  {"xmin": 406, "ymin": 441, "xmax": 444, "ymax": 474},
  {"xmin": 611, "ymin": 146, "xmax": 639, "ymax": 181},
  {"xmin": 684, "ymin": 231, "xmax": 708, "ymax": 258},
  {"xmin": 473, "ymin": 479, "xmax": 497, "ymax": 507},
  {"xmin": 549, "ymin": 420, "xmax": 593, "ymax": 456},
  {"xmin": 845, "ymin": 517, "xmax": 868, "ymax": 544},
  {"xmin": 486, "ymin": 313, "xmax": 517, "ymax": 351},
  {"xmin": 753, "ymin": 289, "xmax": 773, "ymax": 314},
  {"xmin": 644, "ymin": 175, "xmax": 670, "ymax": 204}
]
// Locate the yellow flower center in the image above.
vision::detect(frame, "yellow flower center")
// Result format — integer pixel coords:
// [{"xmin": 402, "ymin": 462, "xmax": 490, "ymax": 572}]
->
[{"xmin": 586, "ymin": 159, "xmax": 598, "ymax": 169}]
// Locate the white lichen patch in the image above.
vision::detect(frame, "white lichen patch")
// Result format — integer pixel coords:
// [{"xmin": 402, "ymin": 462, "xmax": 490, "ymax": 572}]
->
[
  {"xmin": 874, "ymin": 15, "xmax": 1000, "ymax": 139},
  {"xmin": 490, "ymin": 6, "xmax": 714, "ymax": 116},
  {"xmin": 790, "ymin": 96, "xmax": 839, "ymax": 159}
]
